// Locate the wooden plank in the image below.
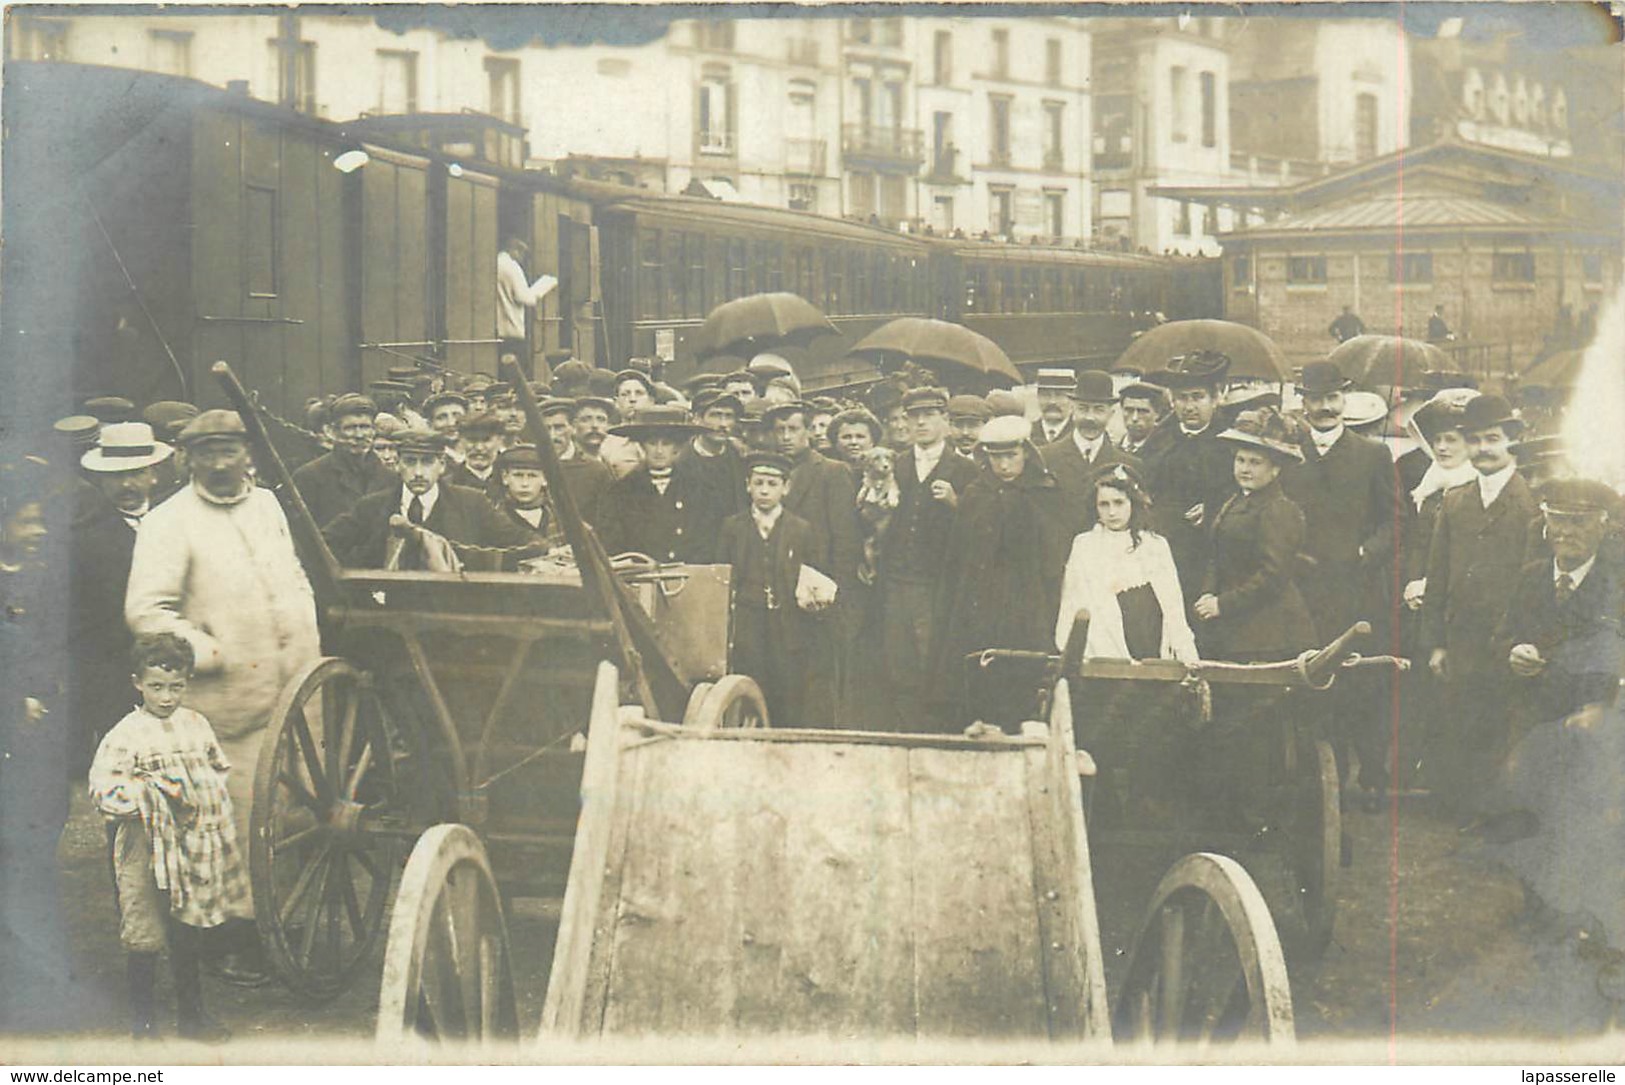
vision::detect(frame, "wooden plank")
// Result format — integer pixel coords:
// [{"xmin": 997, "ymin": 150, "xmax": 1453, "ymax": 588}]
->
[
  {"xmin": 445, "ymin": 178, "xmax": 474, "ymax": 372},
  {"xmin": 1046, "ymin": 680, "xmax": 1112, "ymax": 1040},
  {"xmin": 906, "ymin": 746, "xmax": 1049, "ymax": 1038},
  {"xmin": 1023, "ymin": 744, "xmax": 1085, "ymax": 1040},
  {"xmin": 538, "ymin": 662, "xmax": 623, "ymax": 1038},
  {"xmin": 472, "ymin": 183, "xmax": 499, "ymax": 374},
  {"xmin": 359, "ymin": 161, "xmax": 398, "ymax": 387},
  {"xmin": 280, "ymin": 132, "xmax": 322, "ymax": 410},
  {"xmin": 397, "ymin": 165, "xmax": 429, "ymax": 346}
]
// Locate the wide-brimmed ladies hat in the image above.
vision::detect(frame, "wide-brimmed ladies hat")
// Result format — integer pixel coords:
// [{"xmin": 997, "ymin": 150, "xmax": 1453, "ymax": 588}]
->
[
  {"xmin": 81, "ymin": 422, "xmax": 174, "ymax": 473},
  {"xmin": 1218, "ymin": 407, "xmax": 1304, "ymax": 463}
]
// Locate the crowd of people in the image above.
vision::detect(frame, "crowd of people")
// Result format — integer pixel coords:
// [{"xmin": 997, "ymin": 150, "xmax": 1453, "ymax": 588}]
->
[{"xmin": 2, "ymin": 335, "xmax": 1621, "ymax": 1040}]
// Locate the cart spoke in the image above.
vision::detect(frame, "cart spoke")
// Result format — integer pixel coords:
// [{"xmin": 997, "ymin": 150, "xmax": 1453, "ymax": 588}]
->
[
  {"xmin": 427, "ymin": 898, "xmax": 466, "ymax": 1039},
  {"xmin": 337, "ymin": 855, "xmax": 366, "ymax": 944},
  {"xmin": 345, "ymin": 738, "xmax": 376, "ymax": 800},
  {"xmin": 290, "ymin": 706, "xmax": 333, "ymax": 804},
  {"xmin": 1158, "ymin": 902, "xmax": 1187, "ymax": 1038},
  {"xmin": 351, "ymin": 842, "xmax": 385, "ymax": 883},
  {"xmin": 296, "ymin": 855, "xmax": 333, "ymax": 968},
  {"xmin": 478, "ymin": 937, "xmax": 499, "ymax": 1040},
  {"xmin": 329, "ymin": 683, "xmax": 360, "ymax": 783},
  {"xmin": 279, "ymin": 768, "xmax": 324, "ymax": 815},
  {"xmin": 274, "ymin": 822, "xmax": 324, "ymax": 853},
  {"xmin": 277, "ymin": 840, "xmax": 334, "ymax": 927}
]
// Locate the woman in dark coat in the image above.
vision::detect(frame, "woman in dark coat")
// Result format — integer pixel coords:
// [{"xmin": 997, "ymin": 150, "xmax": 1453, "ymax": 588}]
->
[
  {"xmin": 1193, "ymin": 408, "xmax": 1317, "ymax": 661},
  {"xmin": 933, "ymin": 416, "xmax": 1072, "ymax": 730}
]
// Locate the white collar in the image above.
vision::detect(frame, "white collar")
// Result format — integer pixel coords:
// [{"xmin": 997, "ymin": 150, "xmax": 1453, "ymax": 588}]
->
[
  {"xmin": 751, "ymin": 504, "xmax": 783, "ymax": 538},
  {"xmin": 1311, "ymin": 423, "xmax": 1345, "ymax": 451},
  {"xmin": 465, "ymin": 463, "xmax": 493, "ymax": 481},
  {"xmin": 1556, "ymin": 554, "xmax": 1597, "ymax": 589},
  {"xmin": 1477, "ymin": 463, "xmax": 1516, "ymax": 507},
  {"xmin": 1180, "ymin": 421, "xmax": 1213, "ymax": 438},
  {"xmin": 558, "ymin": 443, "xmax": 576, "ymax": 461},
  {"xmin": 914, "ymin": 441, "xmax": 946, "ymax": 480},
  {"xmin": 1072, "ymin": 429, "xmax": 1106, "ymax": 458},
  {"xmin": 514, "ymin": 504, "xmax": 546, "ymax": 528},
  {"xmin": 401, "ymin": 484, "xmax": 441, "ymax": 520},
  {"xmin": 1042, "ymin": 419, "xmax": 1066, "ymax": 439}
]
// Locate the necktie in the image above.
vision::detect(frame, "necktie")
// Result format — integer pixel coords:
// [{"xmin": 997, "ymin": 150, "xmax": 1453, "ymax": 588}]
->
[
  {"xmin": 1555, "ymin": 573, "xmax": 1575, "ymax": 605},
  {"xmin": 408, "ymin": 496, "xmax": 425, "ymax": 525}
]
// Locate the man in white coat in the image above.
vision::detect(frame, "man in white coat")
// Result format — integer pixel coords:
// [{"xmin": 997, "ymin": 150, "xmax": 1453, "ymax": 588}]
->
[{"xmin": 125, "ymin": 409, "xmax": 321, "ymax": 982}]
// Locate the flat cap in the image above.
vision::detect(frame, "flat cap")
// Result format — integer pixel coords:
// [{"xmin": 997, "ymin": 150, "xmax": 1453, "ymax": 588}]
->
[
  {"xmin": 422, "ymin": 390, "xmax": 470, "ymax": 415},
  {"xmin": 83, "ymin": 396, "xmax": 137, "ymax": 423},
  {"xmin": 457, "ymin": 410, "xmax": 506, "ymax": 437},
  {"xmin": 985, "ymin": 390, "xmax": 1027, "ymax": 418},
  {"xmin": 538, "ymin": 397, "xmax": 576, "ymax": 418},
  {"xmin": 177, "ymin": 409, "xmax": 248, "ymax": 445},
  {"xmin": 373, "ymin": 413, "xmax": 407, "ymax": 438},
  {"xmin": 902, "ymin": 386, "xmax": 950, "ymax": 413},
  {"xmin": 978, "ymin": 414, "xmax": 1030, "ymax": 449},
  {"xmin": 947, "ymin": 394, "xmax": 994, "ymax": 421},
  {"xmin": 744, "ymin": 451, "xmax": 795, "ymax": 477},
  {"xmin": 329, "ymin": 393, "xmax": 379, "ymax": 419},
  {"xmin": 692, "ymin": 389, "xmax": 743, "ymax": 416},
  {"xmin": 394, "ymin": 426, "xmax": 451, "ymax": 455},
  {"xmin": 613, "ymin": 369, "xmax": 655, "ymax": 395},
  {"xmin": 142, "ymin": 401, "xmax": 200, "ymax": 438},
  {"xmin": 497, "ymin": 442, "xmax": 547, "ymax": 470},
  {"xmin": 1539, "ymin": 477, "xmax": 1618, "ymax": 517}
]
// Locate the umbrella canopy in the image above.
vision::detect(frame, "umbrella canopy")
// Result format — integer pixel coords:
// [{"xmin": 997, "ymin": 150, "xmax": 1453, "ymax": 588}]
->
[
  {"xmin": 1327, "ymin": 335, "xmax": 1456, "ymax": 389},
  {"xmin": 694, "ymin": 293, "xmax": 837, "ymax": 359},
  {"xmin": 1115, "ymin": 320, "xmax": 1289, "ymax": 382},
  {"xmin": 846, "ymin": 318, "xmax": 1024, "ymax": 389},
  {"xmin": 1520, "ymin": 349, "xmax": 1584, "ymax": 390}
]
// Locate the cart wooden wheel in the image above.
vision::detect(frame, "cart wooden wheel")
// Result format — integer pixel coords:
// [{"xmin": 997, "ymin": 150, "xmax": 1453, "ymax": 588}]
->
[
  {"xmin": 1114, "ymin": 852, "xmax": 1296, "ymax": 1045},
  {"xmin": 680, "ymin": 681, "xmax": 714, "ymax": 728},
  {"xmin": 250, "ymin": 657, "xmax": 405, "ymax": 1001},
  {"xmin": 687, "ymin": 674, "xmax": 770, "ymax": 730},
  {"xmin": 376, "ymin": 824, "xmax": 519, "ymax": 1044},
  {"xmin": 1291, "ymin": 740, "xmax": 1341, "ymax": 954}
]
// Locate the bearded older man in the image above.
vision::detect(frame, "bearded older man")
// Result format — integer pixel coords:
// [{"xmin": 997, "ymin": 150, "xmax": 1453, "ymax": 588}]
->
[{"xmin": 125, "ymin": 410, "xmax": 321, "ymax": 983}]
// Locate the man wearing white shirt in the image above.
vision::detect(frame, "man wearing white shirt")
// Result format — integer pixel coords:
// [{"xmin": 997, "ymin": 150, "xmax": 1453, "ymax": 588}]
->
[
  {"xmin": 496, "ymin": 238, "xmax": 555, "ymax": 375},
  {"xmin": 1421, "ymin": 394, "xmax": 1540, "ymax": 821}
]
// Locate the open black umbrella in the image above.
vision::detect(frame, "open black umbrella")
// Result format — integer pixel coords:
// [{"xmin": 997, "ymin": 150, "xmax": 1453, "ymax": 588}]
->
[
  {"xmin": 1116, "ymin": 320, "xmax": 1288, "ymax": 382},
  {"xmin": 1328, "ymin": 335, "xmax": 1456, "ymax": 389},
  {"xmin": 847, "ymin": 318, "xmax": 1023, "ymax": 389},
  {"xmin": 694, "ymin": 293, "xmax": 837, "ymax": 360}
]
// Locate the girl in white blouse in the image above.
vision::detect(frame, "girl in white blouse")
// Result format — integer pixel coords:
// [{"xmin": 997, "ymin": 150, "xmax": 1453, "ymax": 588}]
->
[{"xmin": 1055, "ymin": 463, "xmax": 1199, "ymax": 663}]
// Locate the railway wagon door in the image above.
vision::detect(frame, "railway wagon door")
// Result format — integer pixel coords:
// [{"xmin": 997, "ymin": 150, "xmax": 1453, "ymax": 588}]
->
[
  {"xmin": 357, "ymin": 146, "xmax": 434, "ymax": 390},
  {"xmin": 190, "ymin": 109, "xmax": 351, "ymax": 418},
  {"xmin": 528, "ymin": 191, "xmax": 597, "ymax": 370},
  {"xmin": 440, "ymin": 167, "xmax": 500, "ymax": 377}
]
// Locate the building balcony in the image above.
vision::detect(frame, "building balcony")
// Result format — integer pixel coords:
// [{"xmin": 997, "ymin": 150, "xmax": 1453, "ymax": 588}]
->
[
  {"xmin": 927, "ymin": 145, "xmax": 962, "ymax": 183},
  {"xmin": 698, "ymin": 130, "xmax": 736, "ymax": 157},
  {"xmin": 785, "ymin": 138, "xmax": 827, "ymax": 176},
  {"xmin": 842, "ymin": 123, "xmax": 923, "ymax": 168}
]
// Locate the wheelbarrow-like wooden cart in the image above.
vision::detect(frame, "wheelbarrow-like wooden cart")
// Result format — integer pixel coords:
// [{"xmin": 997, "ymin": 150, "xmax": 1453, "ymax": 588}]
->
[
  {"xmin": 973, "ymin": 614, "xmax": 1407, "ymax": 967},
  {"xmin": 213, "ymin": 362, "xmax": 758, "ymax": 1008}
]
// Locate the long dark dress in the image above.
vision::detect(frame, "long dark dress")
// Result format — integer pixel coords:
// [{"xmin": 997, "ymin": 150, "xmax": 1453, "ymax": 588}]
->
[{"xmin": 933, "ymin": 457, "xmax": 1071, "ymax": 729}]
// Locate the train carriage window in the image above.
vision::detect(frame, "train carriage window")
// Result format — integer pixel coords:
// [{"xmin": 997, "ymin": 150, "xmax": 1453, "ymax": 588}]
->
[
  {"xmin": 709, "ymin": 237, "xmax": 728, "ymax": 312},
  {"xmin": 875, "ymin": 252, "xmax": 892, "ymax": 312},
  {"xmin": 823, "ymin": 247, "xmax": 844, "ymax": 314},
  {"xmin": 686, "ymin": 236, "xmax": 708, "ymax": 318},
  {"xmin": 963, "ymin": 263, "xmax": 985, "ymax": 314},
  {"xmin": 1043, "ymin": 268, "xmax": 1063, "ymax": 313},
  {"xmin": 244, "ymin": 184, "xmax": 278, "ymax": 298},
  {"xmin": 638, "ymin": 227, "xmax": 663, "ymax": 319},
  {"xmin": 727, "ymin": 239, "xmax": 749, "ymax": 300},
  {"xmin": 794, "ymin": 247, "xmax": 816, "ymax": 303},
  {"xmin": 753, "ymin": 241, "xmax": 784, "ymax": 295},
  {"xmin": 665, "ymin": 232, "xmax": 687, "ymax": 318},
  {"xmin": 850, "ymin": 250, "xmax": 869, "ymax": 315},
  {"xmin": 1019, "ymin": 267, "xmax": 1040, "ymax": 313}
]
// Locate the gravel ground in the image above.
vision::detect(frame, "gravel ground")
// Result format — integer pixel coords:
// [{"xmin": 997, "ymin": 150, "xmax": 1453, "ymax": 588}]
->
[{"xmin": 8, "ymin": 784, "xmax": 1619, "ymax": 1055}]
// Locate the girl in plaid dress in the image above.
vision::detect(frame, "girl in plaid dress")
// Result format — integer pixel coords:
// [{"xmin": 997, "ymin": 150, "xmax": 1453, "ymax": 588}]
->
[{"xmin": 89, "ymin": 633, "xmax": 247, "ymax": 1043}]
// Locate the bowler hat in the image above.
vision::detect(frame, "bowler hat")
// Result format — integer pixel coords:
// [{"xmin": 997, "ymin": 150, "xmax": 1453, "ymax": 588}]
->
[
  {"xmin": 1456, "ymin": 394, "xmax": 1523, "ymax": 436},
  {"xmin": 902, "ymin": 386, "xmax": 950, "ymax": 413},
  {"xmin": 977, "ymin": 414, "xmax": 1030, "ymax": 449},
  {"xmin": 609, "ymin": 405, "xmax": 700, "ymax": 440},
  {"xmin": 1299, "ymin": 360, "xmax": 1353, "ymax": 395},
  {"xmin": 1218, "ymin": 407, "xmax": 1304, "ymax": 463},
  {"xmin": 81, "ymin": 422, "xmax": 174, "ymax": 473},
  {"xmin": 744, "ymin": 451, "xmax": 795, "ymax": 477},
  {"xmin": 1070, "ymin": 370, "xmax": 1117, "ymax": 403},
  {"xmin": 947, "ymin": 394, "xmax": 993, "ymax": 421},
  {"xmin": 83, "ymin": 396, "xmax": 137, "ymax": 424},
  {"xmin": 551, "ymin": 359, "xmax": 592, "ymax": 395},
  {"xmin": 1538, "ymin": 477, "xmax": 1618, "ymax": 517},
  {"xmin": 587, "ymin": 369, "xmax": 619, "ymax": 398},
  {"xmin": 1146, "ymin": 351, "xmax": 1231, "ymax": 390},
  {"xmin": 177, "ymin": 409, "xmax": 248, "ymax": 446}
]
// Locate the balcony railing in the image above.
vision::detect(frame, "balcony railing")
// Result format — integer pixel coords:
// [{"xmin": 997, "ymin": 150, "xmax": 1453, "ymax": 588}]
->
[
  {"xmin": 698, "ymin": 130, "xmax": 736, "ymax": 156},
  {"xmin": 842, "ymin": 123, "xmax": 923, "ymax": 166},
  {"xmin": 785, "ymin": 138, "xmax": 827, "ymax": 175}
]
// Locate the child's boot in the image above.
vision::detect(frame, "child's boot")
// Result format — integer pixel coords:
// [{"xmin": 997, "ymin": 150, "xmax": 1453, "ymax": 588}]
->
[
  {"xmin": 169, "ymin": 922, "xmax": 230, "ymax": 1044},
  {"xmin": 127, "ymin": 953, "xmax": 160, "ymax": 1041}
]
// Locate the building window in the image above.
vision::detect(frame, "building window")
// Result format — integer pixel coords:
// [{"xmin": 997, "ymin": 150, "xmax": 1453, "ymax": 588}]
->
[
  {"xmin": 931, "ymin": 111, "xmax": 955, "ymax": 177},
  {"xmin": 485, "ymin": 57, "xmax": 521, "ymax": 124},
  {"xmin": 1287, "ymin": 255, "xmax": 1329, "ymax": 285},
  {"xmin": 1174, "ymin": 201, "xmax": 1191, "ymax": 236},
  {"xmin": 269, "ymin": 37, "xmax": 317, "ymax": 113},
  {"xmin": 990, "ymin": 186, "xmax": 1014, "ymax": 235},
  {"xmin": 1390, "ymin": 252, "xmax": 1433, "ymax": 283},
  {"xmin": 1094, "ymin": 94, "xmax": 1133, "ymax": 170},
  {"xmin": 1492, "ymin": 251, "xmax": 1536, "ymax": 283},
  {"xmin": 879, "ymin": 81, "xmax": 903, "ymax": 132},
  {"xmin": 933, "ymin": 30, "xmax": 952, "ymax": 85},
  {"xmin": 1045, "ymin": 191, "xmax": 1065, "ymax": 238},
  {"xmin": 992, "ymin": 28, "xmax": 1009, "ymax": 80},
  {"xmin": 1551, "ymin": 88, "xmax": 1568, "ymax": 132},
  {"xmin": 848, "ymin": 18, "xmax": 872, "ymax": 44},
  {"xmin": 850, "ymin": 172, "xmax": 875, "ymax": 218},
  {"xmin": 1170, "ymin": 66, "xmax": 1189, "ymax": 142},
  {"xmin": 1355, "ymin": 93, "xmax": 1378, "ymax": 161},
  {"xmin": 699, "ymin": 20, "xmax": 735, "ymax": 50},
  {"xmin": 1043, "ymin": 101, "xmax": 1065, "ymax": 170},
  {"xmin": 989, "ymin": 96, "xmax": 1012, "ymax": 166},
  {"xmin": 244, "ymin": 185, "xmax": 279, "ymax": 298},
  {"xmin": 12, "ymin": 16, "xmax": 70, "ymax": 61},
  {"xmin": 1231, "ymin": 254, "xmax": 1251, "ymax": 289},
  {"xmin": 878, "ymin": 17, "xmax": 903, "ymax": 46},
  {"xmin": 1046, "ymin": 38, "xmax": 1062, "ymax": 87},
  {"xmin": 1201, "ymin": 204, "xmax": 1217, "ymax": 236},
  {"xmin": 148, "ymin": 30, "xmax": 192, "ymax": 77},
  {"xmin": 933, "ymin": 195, "xmax": 954, "ymax": 233},
  {"xmin": 880, "ymin": 175, "xmax": 907, "ymax": 225},
  {"xmin": 699, "ymin": 72, "xmax": 734, "ymax": 154},
  {"xmin": 1582, "ymin": 252, "xmax": 1604, "ymax": 284},
  {"xmin": 376, "ymin": 50, "xmax": 418, "ymax": 114},
  {"xmin": 789, "ymin": 182, "xmax": 817, "ymax": 212},
  {"xmin": 1199, "ymin": 71, "xmax": 1217, "ymax": 148}
]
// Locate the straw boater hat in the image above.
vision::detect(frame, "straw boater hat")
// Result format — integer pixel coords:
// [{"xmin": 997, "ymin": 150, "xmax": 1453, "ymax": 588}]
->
[
  {"xmin": 1341, "ymin": 391, "xmax": 1390, "ymax": 430},
  {"xmin": 52, "ymin": 415, "xmax": 102, "ymax": 453},
  {"xmin": 81, "ymin": 422, "xmax": 174, "ymax": 473},
  {"xmin": 1034, "ymin": 367, "xmax": 1077, "ymax": 393},
  {"xmin": 609, "ymin": 404, "xmax": 701, "ymax": 440},
  {"xmin": 1218, "ymin": 407, "xmax": 1304, "ymax": 464}
]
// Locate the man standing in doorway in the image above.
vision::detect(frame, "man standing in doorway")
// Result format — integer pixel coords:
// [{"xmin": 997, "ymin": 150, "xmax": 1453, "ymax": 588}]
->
[{"xmin": 496, "ymin": 237, "xmax": 554, "ymax": 378}]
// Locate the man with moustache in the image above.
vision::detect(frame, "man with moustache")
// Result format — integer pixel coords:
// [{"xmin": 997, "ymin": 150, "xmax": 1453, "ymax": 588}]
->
[
  {"xmin": 1030, "ymin": 368, "xmax": 1076, "ymax": 446},
  {"xmin": 1118, "ymin": 382, "xmax": 1169, "ymax": 457},
  {"xmin": 538, "ymin": 397, "xmax": 611, "ymax": 525},
  {"xmin": 422, "ymin": 390, "xmax": 470, "ymax": 464},
  {"xmin": 686, "ymin": 388, "xmax": 749, "ymax": 521},
  {"xmin": 1282, "ymin": 361, "xmax": 1407, "ymax": 807},
  {"xmin": 1420, "ymin": 394, "xmax": 1540, "ymax": 823},
  {"xmin": 291, "ymin": 393, "xmax": 395, "ymax": 528},
  {"xmin": 445, "ymin": 411, "xmax": 506, "ymax": 500},
  {"xmin": 1141, "ymin": 351, "xmax": 1236, "ymax": 594},
  {"xmin": 1043, "ymin": 369, "xmax": 1141, "ymax": 537},
  {"xmin": 946, "ymin": 395, "xmax": 993, "ymax": 456},
  {"xmin": 571, "ymin": 394, "xmax": 616, "ymax": 464}
]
